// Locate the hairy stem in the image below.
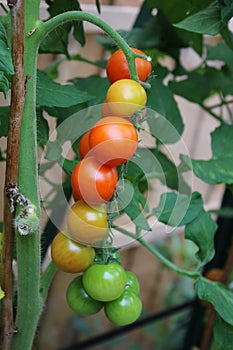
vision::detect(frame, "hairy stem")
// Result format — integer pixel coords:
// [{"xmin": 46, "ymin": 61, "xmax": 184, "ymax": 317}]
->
[
  {"xmin": 0, "ymin": 1, "xmax": 25, "ymax": 349},
  {"xmin": 37, "ymin": 10, "xmax": 151, "ymax": 88}
]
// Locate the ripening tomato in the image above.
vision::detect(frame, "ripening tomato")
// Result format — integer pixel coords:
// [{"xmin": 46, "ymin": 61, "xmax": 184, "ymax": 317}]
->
[
  {"xmin": 67, "ymin": 200, "xmax": 109, "ymax": 245},
  {"xmin": 106, "ymin": 48, "xmax": 152, "ymax": 84},
  {"xmin": 78, "ymin": 130, "xmax": 91, "ymax": 159},
  {"xmin": 89, "ymin": 116, "xmax": 138, "ymax": 167},
  {"xmin": 82, "ymin": 263, "xmax": 127, "ymax": 302},
  {"xmin": 72, "ymin": 157, "xmax": 118, "ymax": 204},
  {"xmin": 104, "ymin": 290, "xmax": 142, "ymax": 325},
  {"xmin": 51, "ymin": 231, "xmax": 95, "ymax": 273},
  {"xmin": 66, "ymin": 276, "xmax": 103, "ymax": 316},
  {"xmin": 105, "ymin": 79, "xmax": 147, "ymax": 116}
]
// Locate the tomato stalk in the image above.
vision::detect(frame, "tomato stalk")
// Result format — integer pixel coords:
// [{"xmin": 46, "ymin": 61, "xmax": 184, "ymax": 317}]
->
[
  {"xmin": 36, "ymin": 10, "xmax": 151, "ymax": 88},
  {"xmin": 113, "ymin": 226, "xmax": 200, "ymax": 279}
]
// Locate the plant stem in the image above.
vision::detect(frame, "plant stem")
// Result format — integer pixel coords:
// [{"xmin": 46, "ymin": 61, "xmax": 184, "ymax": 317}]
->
[
  {"xmin": 36, "ymin": 10, "xmax": 151, "ymax": 88},
  {"xmin": 200, "ymin": 103, "xmax": 222, "ymax": 122},
  {"xmin": 114, "ymin": 226, "xmax": 200, "ymax": 279},
  {"xmin": 11, "ymin": 1, "xmax": 42, "ymax": 349},
  {"xmin": 0, "ymin": 1, "xmax": 25, "ymax": 349}
]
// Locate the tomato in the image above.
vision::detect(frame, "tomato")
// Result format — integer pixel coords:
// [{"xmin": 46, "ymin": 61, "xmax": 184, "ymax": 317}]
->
[
  {"xmin": 89, "ymin": 116, "xmax": 138, "ymax": 167},
  {"xmin": 67, "ymin": 200, "xmax": 109, "ymax": 245},
  {"xmin": 125, "ymin": 271, "xmax": 140, "ymax": 295},
  {"xmin": 71, "ymin": 157, "xmax": 118, "ymax": 204},
  {"xmin": 78, "ymin": 130, "xmax": 91, "ymax": 159},
  {"xmin": 105, "ymin": 79, "xmax": 147, "ymax": 116},
  {"xmin": 51, "ymin": 231, "xmax": 95, "ymax": 273},
  {"xmin": 104, "ymin": 290, "xmax": 142, "ymax": 325},
  {"xmin": 66, "ymin": 276, "xmax": 103, "ymax": 316},
  {"xmin": 82, "ymin": 263, "xmax": 127, "ymax": 302},
  {"xmin": 106, "ymin": 48, "xmax": 152, "ymax": 84}
]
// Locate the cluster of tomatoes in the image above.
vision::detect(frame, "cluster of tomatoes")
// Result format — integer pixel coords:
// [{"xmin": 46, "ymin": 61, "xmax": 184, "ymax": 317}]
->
[{"xmin": 51, "ymin": 47, "xmax": 152, "ymax": 325}]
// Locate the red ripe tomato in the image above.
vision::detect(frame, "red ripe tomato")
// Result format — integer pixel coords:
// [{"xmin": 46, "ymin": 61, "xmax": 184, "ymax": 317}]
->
[
  {"xmin": 89, "ymin": 116, "xmax": 138, "ymax": 167},
  {"xmin": 66, "ymin": 200, "xmax": 109, "ymax": 245},
  {"xmin": 71, "ymin": 157, "xmax": 118, "ymax": 204},
  {"xmin": 106, "ymin": 48, "xmax": 152, "ymax": 84},
  {"xmin": 78, "ymin": 130, "xmax": 91, "ymax": 159},
  {"xmin": 51, "ymin": 231, "xmax": 95, "ymax": 273},
  {"xmin": 105, "ymin": 79, "xmax": 147, "ymax": 116}
]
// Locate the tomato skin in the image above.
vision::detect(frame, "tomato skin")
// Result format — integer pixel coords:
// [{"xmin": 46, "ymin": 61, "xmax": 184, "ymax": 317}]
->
[
  {"xmin": 66, "ymin": 276, "xmax": 103, "ymax": 316},
  {"xmin": 51, "ymin": 231, "xmax": 95, "ymax": 273},
  {"xmin": 82, "ymin": 263, "xmax": 127, "ymax": 302},
  {"xmin": 106, "ymin": 79, "xmax": 147, "ymax": 116},
  {"xmin": 89, "ymin": 116, "xmax": 138, "ymax": 167},
  {"xmin": 71, "ymin": 157, "xmax": 118, "ymax": 204},
  {"xmin": 106, "ymin": 48, "xmax": 152, "ymax": 84},
  {"xmin": 67, "ymin": 200, "xmax": 109, "ymax": 245},
  {"xmin": 104, "ymin": 290, "xmax": 142, "ymax": 326},
  {"xmin": 125, "ymin": 271, "xmax": 140, "ymax": 295},
  {"xmin": 78, "ymin": 131, "xmax": 91, "ymax": 159}
]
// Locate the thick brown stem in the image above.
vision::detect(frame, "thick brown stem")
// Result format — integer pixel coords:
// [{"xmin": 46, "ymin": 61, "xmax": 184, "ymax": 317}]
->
[{"xmin": 0, "ymin": 1, "xmax": 25, "ymax": 349}]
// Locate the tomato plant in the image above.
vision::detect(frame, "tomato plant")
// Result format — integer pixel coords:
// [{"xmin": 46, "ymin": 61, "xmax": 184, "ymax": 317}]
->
[
  {"xmin": 71, "ymin": 157, "xmax": 118, "ymax": 204},
  {"xmin": 105, "ymin": 79, "xmax": 147, "ymax": 116},
  {"xmin": 66, "ymin": 276, "xmax": 103, "ymax": 316},
  {"xmin": 78, "ymin": 130, "xmax": 91, "ymax": 159},
  {"xmin": 89, "ymin": 116, "xmax": 138, "ymax": 167},
  {"xmin": 106, "ymin": 48, "xmax": 152, "ymax": 84},
  {"xmin": 51, "ymin": 231, "xmax": 95, "ymax": 273},
  {"xmin": 82, "ymin": 263, "xmax": 127, "ymax": 302},
  {"xmin": 66, "ymin": 200, "xmax": 109, "ymax": 245},
  {"xmin": 104, "ymin": 290, "xmax": 142, "ymax": 326}
]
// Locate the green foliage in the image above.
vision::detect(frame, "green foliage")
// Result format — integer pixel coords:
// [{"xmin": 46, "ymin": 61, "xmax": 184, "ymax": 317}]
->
[
  {"xmin": 181, "ymin": 124, "xmax": 233, "ymax": 184},
  {"xmin": 212, "ymin": 314, "xmax": 233, "ymax": 350},
  {"xmin": 0, "ymin": 106, "xmax": 10, "ymax": 137},
  {"xmin": 0, "ymin": 20, "xmax": 14, "ymax": 97}
]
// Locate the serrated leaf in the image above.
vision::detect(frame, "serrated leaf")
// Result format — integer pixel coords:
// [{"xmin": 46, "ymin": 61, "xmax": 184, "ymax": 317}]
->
[
  {"xmin": 195, "ymin": 276, "xmax": 233, "ymax": 326},
  {"xmin": 185, "ymin": 209, "xmax": 217, "ymax": 265},
  {"xmin": 36, "ymin": 70, "xmax": 93, "ymax": 108},
  {"xmin": 70, "ymin": 75, "xmax": 110, "ymax": 105},
  {"xmin": 146, "ymin": 79, "xmax": 184, "ymax": 143},
  {"xmin": 0, "ymin": 106, "xmax": 9, "ymax": 136},
  {"xmin": 174, "ymin": 1, "xmax": 223, "ymax": 35},
  {"xmin": 153, "ymin": 191, "xmax": 203, "ymax": 227},
  {"xmin": 213, "ymin": 314, "xmax": 233, "ymax": 350},
  {"xmin": 180, "ymin": 124, "xmax": 233, "ymax": 185},
  {"xmin": 116, "ymin": 181, "xmax": 151, "ymax": 231}
]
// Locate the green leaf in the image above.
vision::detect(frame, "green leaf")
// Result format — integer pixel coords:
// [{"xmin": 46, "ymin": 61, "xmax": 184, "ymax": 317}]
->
[
  {"xmin": 206, "ymin": 42, "xmax": 233, "ymax": 74},
  {"xmin": 152, "ymin": 191, "xmax": 203, "ymax": 227},
  {"xmin": 146, "ymin": 78, "xmax": 184, "ymax": 143},
  {"xmin": 180, "ymin": 124, "xmax": 233, "ymax": 185},
  {"xmin": 40, "ymin": 0, "xmax": 85, "ymax": 54},
  {"xmin": 0, "ymin": 21, "xmax": 14, "ymax": 97},
  {"xmin": 36, "ymin": 70, "xmax": 93, "ymax": 108},
  {"xmin": 37, "ymin": 109, "xmax": 49, "ymax": 147},
  {"xmin": 185, "ymin": 209, "xmax": 217, "ymax": 266},
  {"xmin": 213, "ymin": 314, "xmax": 233, "ymax": 350},
  {"xmin": 0, "ymin": 287, "xmax": 5, "ymax": 300},
  {"xmin": 174, "ymin": 1, "xmax": 223, "ymax": 35},
  {"xmin": 169, "ymin": 66, "xmax": 233, "ymax": 104},
  {"xmin": 70, "ymin": 75, "xmax": 110, "ymax": 105},
  {"xmin": 117, "ymin": 181, "xmax": 151, "ymax": 231},
  {"xmin": 0, "ymin": 106, "xmax": 9, "ymax": 137},
  {"xmin": 195, "ymin": 276, "xmax": 233, "ymax": 326},
  {"xmin": 220, "ymin": 0, "xmax": 233, "ymax": 24}
]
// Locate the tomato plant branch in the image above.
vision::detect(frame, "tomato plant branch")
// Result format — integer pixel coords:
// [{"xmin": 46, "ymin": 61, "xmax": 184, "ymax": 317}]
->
[
  {"xmin": 40, "ymin": 262, "xmax": 57, "ymax": 303},
  {"xmin": 10, "ymin": 1, "xmax": 44, "ymax": 349},
  {"xmin": 0, "ymin": 1, "xmax": 25, "ymax": 349},
  {"xmin": 113, "ymin": 226, "xmax": 200, "ymax": 279},
  {"xmin": 36, "ymin": 11, "xmax": 151, "ymax": 88}
]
